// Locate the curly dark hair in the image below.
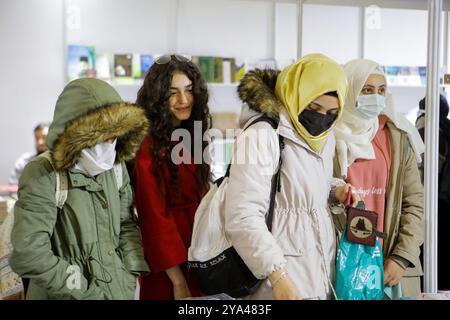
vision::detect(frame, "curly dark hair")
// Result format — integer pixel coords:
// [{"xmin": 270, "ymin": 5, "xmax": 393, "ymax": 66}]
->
[{"xmin": 136, "ymin": 55, "xmax": 211, "ymax": 195}]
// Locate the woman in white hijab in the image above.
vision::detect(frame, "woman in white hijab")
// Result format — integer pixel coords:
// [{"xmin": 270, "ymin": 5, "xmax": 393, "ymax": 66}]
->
[{"xmin": 333, "ymin": 59, "xmax": 425, "ymax": 298}]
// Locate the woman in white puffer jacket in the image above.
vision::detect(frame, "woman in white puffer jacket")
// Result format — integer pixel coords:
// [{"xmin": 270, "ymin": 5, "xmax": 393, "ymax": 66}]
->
[{"xmin": 224, "ymin": 54, "xmax": 359, "ymax": 300}]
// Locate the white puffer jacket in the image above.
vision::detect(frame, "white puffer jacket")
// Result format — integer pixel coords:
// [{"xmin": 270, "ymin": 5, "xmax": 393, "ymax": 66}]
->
[{"xmin": 225, "ymin": 70, "xmax": 345, "ymax": 300}]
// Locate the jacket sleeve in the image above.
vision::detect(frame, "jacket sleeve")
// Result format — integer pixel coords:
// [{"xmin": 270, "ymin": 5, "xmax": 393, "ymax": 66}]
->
[
  {"xmin": 9, "ymin": 158, "xmax": 106, "ymax": 299},
  {"xmin": 134, "ymin": 151, "xmax": 187, "ymax": 273},
  {"xmin": 391, "ymin": 147, "xmax": 424, "ymax": 269},
  {"xmin": 118, "ymin": 162, "xmax": 150, "ymax": 275},
  {"xmin": 225, "ymin": 122, "xmax": 287, "ymax": 279}
]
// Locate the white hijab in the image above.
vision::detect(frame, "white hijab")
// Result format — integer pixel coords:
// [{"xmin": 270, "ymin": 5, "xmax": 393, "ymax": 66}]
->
[{"xmin": 334, "ymin": 59, "xmax": 424, "ymax": 178}]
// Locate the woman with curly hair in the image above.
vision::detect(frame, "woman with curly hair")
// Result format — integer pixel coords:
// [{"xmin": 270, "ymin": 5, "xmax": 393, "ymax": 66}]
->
[{"xmin": 133, "ymin": 54, "xmax": 211, "ymax": 300}]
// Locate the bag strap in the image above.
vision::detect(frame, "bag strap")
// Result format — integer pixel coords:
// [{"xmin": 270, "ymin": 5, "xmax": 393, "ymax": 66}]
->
[
  {"xmin": 38, "ymin": 153, "xmax": 123, "ymax": 210},
  {"xmin": 113, "ymin": 162, "xmax": 123, "ymax": 191},
  {"xmin": 267, "ymin": 134, "xmax": 284, "ymax": 232},
  {"xmin": 223, "ymin": 115, "xmax": 284, "ymax": 232},
  {"xmin": 39, "ymin": 151, "xmax": 68, "ymax": 209}
]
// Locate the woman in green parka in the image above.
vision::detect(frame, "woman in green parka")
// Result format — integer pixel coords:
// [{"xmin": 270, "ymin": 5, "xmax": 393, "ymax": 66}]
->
[{"xmin": 9, "ymin": 78, "xmax": 150, "ymax": 299}]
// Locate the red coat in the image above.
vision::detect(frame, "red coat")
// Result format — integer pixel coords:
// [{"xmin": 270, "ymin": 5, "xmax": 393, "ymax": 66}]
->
[{"xmin": 134, "ymin": 136, "xmax": 204, "ymax": 300}]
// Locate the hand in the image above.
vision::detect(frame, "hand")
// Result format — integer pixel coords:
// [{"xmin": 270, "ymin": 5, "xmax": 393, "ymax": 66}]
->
[
  {"xmin": 173, "ymin": 283, "xmax": 192, "ymax": 300},
  {"xmin": 384, "ymin": 258, "xmax": 405, "ymax": 287},
  {"xmin": 335, "ymin": 183, "xmax": 360, "ymax": 207},
  {"xmin": 268, "ymin": 269, "xmax": 302, "ymax": 300},
  {"xmin": 165, "ymin": 265, "xmax": 191, "ymax": 299}
]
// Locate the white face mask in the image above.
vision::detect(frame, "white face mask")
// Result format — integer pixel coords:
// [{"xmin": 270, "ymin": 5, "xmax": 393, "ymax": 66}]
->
[
  {"xmin": 356, "ymin": 94, "xmax": 386, "ymax": 119},
  {"xmin": 74, "ymin": 139, "xmax": 117, "ymax": 177}
]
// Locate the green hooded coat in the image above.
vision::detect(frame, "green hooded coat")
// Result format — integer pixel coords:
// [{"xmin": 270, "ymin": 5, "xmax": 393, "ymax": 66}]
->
[{"xmin": 10, "ymin": 78, "xmax": 150, "ymax": 299}]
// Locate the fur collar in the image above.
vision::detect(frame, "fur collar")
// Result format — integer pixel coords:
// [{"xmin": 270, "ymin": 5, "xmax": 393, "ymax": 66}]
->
[
  {"xmin": 237, "ymin": 68, "xmax": 282, "ymax": 120},
  {"xmin": 51, "ymin": 103, "xmax": 148, "ymax": 171}
]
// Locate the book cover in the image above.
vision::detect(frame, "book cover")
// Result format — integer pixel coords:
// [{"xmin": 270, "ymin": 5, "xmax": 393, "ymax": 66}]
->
[
  {"xmin": 114, "ymin": 54, "xmax": 133, "ymax": 79},
  {"xmin": 132, "ymin": 54, "xmax": 142, "ymax": 79},
  {"xmin": 383, "ymin": 66, "xmax": 400, "ymax": 86},
  {"xmin": 193, "ymin": 56, "xmax": 216, "ymax": 82},
  {"xmin": 419, "ymin": 67, "xmax": 426, "ymax": 85},
  {"xmin": 222, "ymin": 58, "xmax": 236, "ymax": 84},
  {"xmin": 234, "ymin": 59, "xmax": 246, "ymax": 82},
  {"xmin": 140, "ymin": 54, "xmax": 154, "ymax": 78},
  {"xmin": 96, "ymin": 53, "xmax": 112, "ymax": 80},
  {"xmin": 213, "ymin": 57, "xmax": 223, "ymax": 83},
  {"xmin": 67, "ymin": 44, "xmax": 96, "ymax": 81}
]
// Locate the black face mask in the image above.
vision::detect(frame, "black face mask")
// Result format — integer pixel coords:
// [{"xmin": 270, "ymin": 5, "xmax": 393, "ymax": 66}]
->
[{"xmin": 298, "ymin": 109, "xmax": 337, "ymax": 136}]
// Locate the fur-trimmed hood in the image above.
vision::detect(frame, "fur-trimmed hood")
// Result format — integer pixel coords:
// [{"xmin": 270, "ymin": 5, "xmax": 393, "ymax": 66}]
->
[
  {"xmin": 237, "ymin": 68, "xmax": 282, "ymax": 121},
  {"xmin": 46, "ymin": 78, "xmax": 148, "ymax": 171}
]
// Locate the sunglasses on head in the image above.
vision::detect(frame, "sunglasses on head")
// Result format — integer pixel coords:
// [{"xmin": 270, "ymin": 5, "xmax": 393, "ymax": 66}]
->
[{"xmin": 154, "ymin": 54, "xmax": 191, "ymax": 65}]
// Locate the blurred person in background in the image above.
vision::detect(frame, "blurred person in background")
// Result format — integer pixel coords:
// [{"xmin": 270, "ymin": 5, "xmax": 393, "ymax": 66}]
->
[
  {"xmin": 416, "ymin": 94, "xmax": 450, "ymax": 290},
  {"xmin": 9, "ymin": 123, "xmax": 49, "ymax": 186}
]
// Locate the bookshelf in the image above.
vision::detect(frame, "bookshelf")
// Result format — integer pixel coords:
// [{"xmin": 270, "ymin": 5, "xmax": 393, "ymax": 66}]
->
[{"xmin": 110, "ymin": 81, "xmax": 242, "ymax": 114}]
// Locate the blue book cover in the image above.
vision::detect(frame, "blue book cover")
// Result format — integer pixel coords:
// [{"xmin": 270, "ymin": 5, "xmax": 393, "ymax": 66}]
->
[
  {"xmin": 140, "ymin": 54, "xmax": 154, "ymax": 78},
  {"xmin": 67, "ymin": 44, "xmax": 96, "ymax": 81}
]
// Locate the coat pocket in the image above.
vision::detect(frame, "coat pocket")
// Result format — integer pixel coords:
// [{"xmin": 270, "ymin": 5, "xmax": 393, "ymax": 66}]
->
[{"xmin": 113, "ymin": 250, "xmax": 137, "ymax": 299}]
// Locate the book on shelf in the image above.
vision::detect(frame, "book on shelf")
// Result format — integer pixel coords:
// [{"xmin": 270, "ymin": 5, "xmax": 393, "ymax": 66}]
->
[
  {"xmin": 192, "ymin": 56, "xmax": 234, "ymax": 84},
  {"xmin": 114, "ymin": 54, "xmax": 133, "ymax": 83},
  {"xmin": 132, "ymin": 54, "xmax": 142, "ymax": 79},
  {"xmin": 419, "ymin": 67, "xmax": 427, "ymax": 86},
  {"xmin": 139, "ymin": 54, "xmax": 154, "ymax": 78},
  {"xmin": 233, "ymin": 58, "xmax": 279, "ymax": 83},
  {"xmin": 444, "ymin": 74, "xmax": 450, "ymax": 85},
  {"xmin": 383, "ymin": 65, "xmax": 425, "ymax": 87},
  {"xmin": 192, "ymin": 56, "xmax": 216, "ymax": 83},
  {"xmin": 96, "ymin": 53, "xmax": 112, "ymax": 80},
  {"xmin": 235, "ymin": 59, "xmax": 246, "ymax": 82},
  {"xmin": 213, "ymin": 57, "xmax": 223, "ymax": 83},
  {"xmin": 67, "ymin": 44, "xmax": 96, "ymax": 81},
  {"xmin": 131, "ymin": 54, "xmax": 154, "ymax": 79},
  {"xmin": 399, "ymin": 66, "xmax": 421, "ymax": 86},
  {"xmin": 222, "ymin": 58, "xmax": 236, "ymax": 84}
]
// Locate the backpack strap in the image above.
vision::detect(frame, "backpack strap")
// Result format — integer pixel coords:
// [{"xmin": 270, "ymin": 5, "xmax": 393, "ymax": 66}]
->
[
  {"xmin": 113, "ymin": 162, "xmax": 123, "ymax": 191},
  {"xmin": 221, "ymin": 115, "xmax": 284, "ymax": 232},
  {"xmin": 39, "ymin": 151, "xmax": 68, "ymax": 209},
  {"xmin": 267, "ymin": 134, "xmax": 284, "ymax": 232}
]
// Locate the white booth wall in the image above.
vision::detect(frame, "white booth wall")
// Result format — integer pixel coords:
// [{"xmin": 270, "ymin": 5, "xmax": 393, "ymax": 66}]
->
[{"xmin": 0, "ymin": 0, "xmax": 444, "ymax": 183}]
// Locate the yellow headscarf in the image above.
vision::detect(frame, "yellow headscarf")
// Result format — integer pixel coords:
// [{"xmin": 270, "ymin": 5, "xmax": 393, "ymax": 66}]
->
[{"xmin": 275, "ymin": 53, "xmax": 348, "ymax": 152}]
